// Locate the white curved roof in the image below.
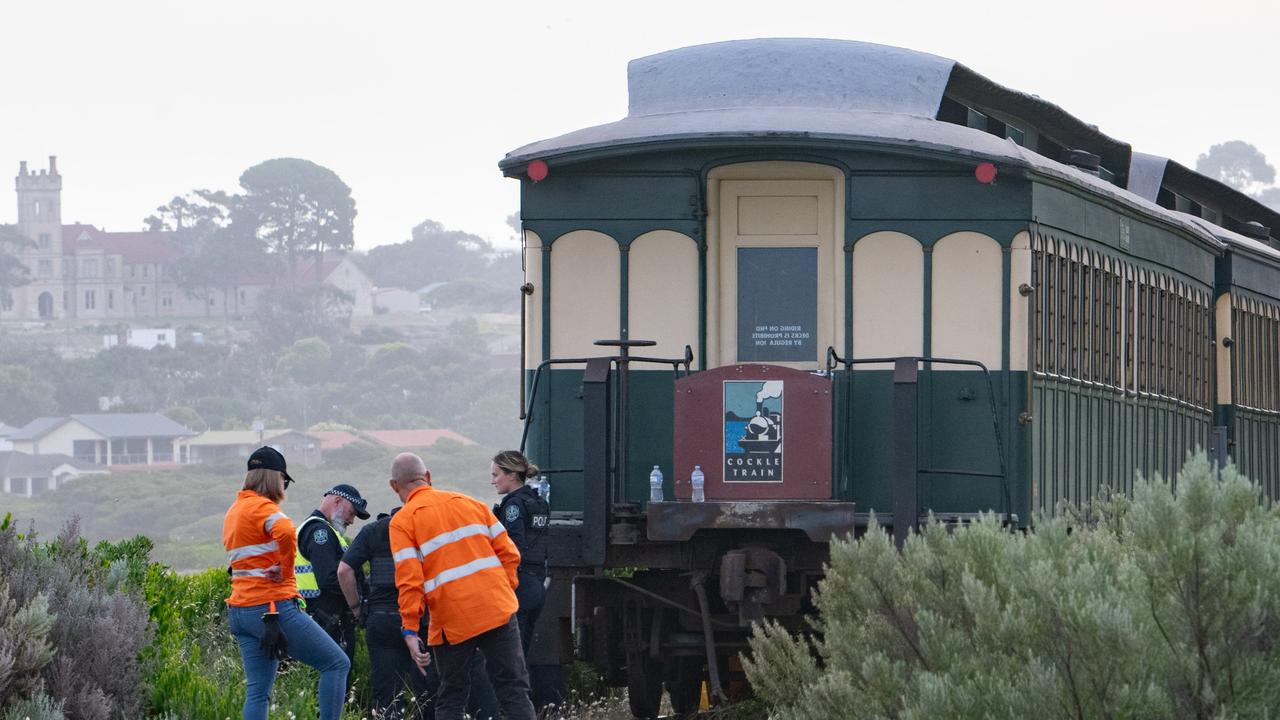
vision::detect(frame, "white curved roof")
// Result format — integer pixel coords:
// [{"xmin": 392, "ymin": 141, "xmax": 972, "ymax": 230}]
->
[
  {"xmin": 501, "ymin": 38, "xmax": 1228, "ymax": 253},
  {"xmin": 627, "ymin": 38, "xmax": 954, "ymax": 119}
]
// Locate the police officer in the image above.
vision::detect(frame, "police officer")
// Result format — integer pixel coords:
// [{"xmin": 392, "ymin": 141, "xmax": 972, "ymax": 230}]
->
[
  {"xmin": 489, "ymin": 451, "xmax": 549, "ymax": 653},
  {"xmin": 296, "ymin": 483, "xmax": 370, "ymax": 671},
  {"xmin": 338, "ymin": 508, "xmax": 502, "ymax": 720}
]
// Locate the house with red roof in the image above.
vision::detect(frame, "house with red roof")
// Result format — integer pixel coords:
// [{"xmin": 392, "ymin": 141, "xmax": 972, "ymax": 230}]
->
[{"xmin": 1, "ymin": 157, "xmax": 374, "ymax": 321}]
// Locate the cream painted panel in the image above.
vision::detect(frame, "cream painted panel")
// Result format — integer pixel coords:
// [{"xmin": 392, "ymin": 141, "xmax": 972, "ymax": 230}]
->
[
  {"xmin": 1217, "ymin": 293, "xmax": 1232, "ymax": 406},
  {"xmin": 718, "ymin": 178, "xmax": 836, "ymax": 368},
  {"xmin": 628, "ymin": 231, "xmax": 698, "ymax": 359},
  {"xmin": 852, "ymin": 232, "xmax": 922, "ymax": 364},
  {"xmin": 737, "ymin": 196, "xmax": 820, "ymax": 235},
  {"xmin": 933, "ymin": 232, "xmax": 1002, "ymax": 370},
  {"xmin": 706, "ymin": 162, "xmax": 846, "ymax": 368},
  {"xmin": 1009, "ymin": 232, "xmax": 1031, "ymax": 371},
  {"xmin": 524, "ymin": 230, "xmax": 544, "ymax": 367},
  {"xmin": 550, "ymin": 231, "xmax": 620, "ymax": 360}
]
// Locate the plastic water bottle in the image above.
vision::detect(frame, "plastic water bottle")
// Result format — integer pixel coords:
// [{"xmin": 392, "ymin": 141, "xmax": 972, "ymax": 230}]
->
[
  {"xmin": 691, "ymin": 465, "xmax": 705, "ymax": 503},
  {"xmin": 649, "ymin": 465, "xmax": 664, "ymax": 503},
  {"xmin": 538, "ymin": 475, "xmax": 551, "ymax": 506}
]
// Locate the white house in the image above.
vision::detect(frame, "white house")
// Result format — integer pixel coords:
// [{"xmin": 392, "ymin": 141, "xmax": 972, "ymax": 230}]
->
[
  {"xmin": 372, "ymin": 287, "xmax": 421, "ymax": 314},
  {"xmin": 8, "ymin": 413, "xmax": 197, "ymax": 467},
  {"xmin": 102, "ymin": 327, "xmax": 178, "ymax": 350},
  {"xmin": 0, "ymin": 451, "xmax": 108, "ymax": 496}
]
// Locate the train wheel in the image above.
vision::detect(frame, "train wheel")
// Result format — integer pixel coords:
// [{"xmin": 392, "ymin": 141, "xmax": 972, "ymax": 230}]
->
[
  {"xmin": 665, "ymin": 657, "xmax": 703, "ymax": 718},
  {"xmin": 626, "ymin": 651, "xmax": 663, "ymax": 719}
]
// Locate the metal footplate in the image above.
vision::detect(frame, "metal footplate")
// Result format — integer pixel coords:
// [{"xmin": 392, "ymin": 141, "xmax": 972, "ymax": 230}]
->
[{"xmin": 645, "ymin": 500, "xmax": 857, "ymax": 543}]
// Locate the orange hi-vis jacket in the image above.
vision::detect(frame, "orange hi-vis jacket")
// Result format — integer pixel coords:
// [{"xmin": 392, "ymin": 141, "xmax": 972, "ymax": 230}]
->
[
  {"xmin": 223, "ymin": 489, "xmax": 300, "ymax": 607},
  {"xmin": 389, "ymin": 484, "xmax": 521, "ymax": 645}
]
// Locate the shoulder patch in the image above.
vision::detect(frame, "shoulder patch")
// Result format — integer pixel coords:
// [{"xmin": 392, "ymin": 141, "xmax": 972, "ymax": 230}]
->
[
  {"xmin": 312, "ymin": 527, "xmax": 329, "ymax": 545},
  {"xmin": 504, "ymin": 504, "xmax": 521, "ymax": 522}
]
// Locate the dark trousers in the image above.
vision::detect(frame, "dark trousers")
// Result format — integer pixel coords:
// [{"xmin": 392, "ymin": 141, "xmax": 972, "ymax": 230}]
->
[
  {"xmin": 366, "ymin": 609, "xmax": 500, "ymax": 720},
  {"xmin": 432, "ymin": 616, "xmax": 535, "ymax": 720},
  {"xmin": 514, "ymin": 570, "xmax": 546, "ymax": 654},
  {"xmin": 308, "ymin": 600, "xmax": 357, "ymax": 687},
  {"xmin": 367, "ymin": 609, "xmax": 436, "ymax": 719}
]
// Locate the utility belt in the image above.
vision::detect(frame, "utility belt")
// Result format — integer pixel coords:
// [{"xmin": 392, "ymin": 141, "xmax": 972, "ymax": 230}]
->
[{"xmin": 310, "ymin": 604, "xmax": 356, "ymax": 637}]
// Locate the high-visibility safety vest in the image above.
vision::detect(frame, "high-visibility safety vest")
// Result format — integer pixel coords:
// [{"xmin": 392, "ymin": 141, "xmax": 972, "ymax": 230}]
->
[
  {"xmin": 223, "ymin": 490, "xmax": 299, "ymax": 607},
  {"xmin": 294, "ymin": 515, "xmax": 349, "ymax": 600},
  {"xmin": 389, "ymin": 484, "xmax": 521, "ymax": 645}
]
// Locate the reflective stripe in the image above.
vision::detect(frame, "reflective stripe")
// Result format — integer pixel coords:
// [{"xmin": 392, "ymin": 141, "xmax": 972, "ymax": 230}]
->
[
  {"xmin": 228, "ymin": 540, "xmax": 279, "ymax": 562},
  {"xmin": 393, "ymin": 547, "xmax": 421, "ymax": 564},
  {"xmin": 418, "ymin": 523, "xmax": 493, "ymax": 558},
  {"xmin": 295, "ymin": 563, "xmax": 314, "ymax": 574},
  {"xmin": 300, "ymin": 588, "xmax": 321, "ymax": 598},
  {"xmin": 422, "ymin": 555, "xmax": 502, "ymax": 594},
  {"xmin": 264, "ymin": 512, "xmax": 287, "ymax": 533},
  {"xmin": 488, "ymin": 521, "xmax": 506, "ymax": 538},
  {"xmin": 231, "ymin": 565, "xmax": 281, "ymax": 578}
]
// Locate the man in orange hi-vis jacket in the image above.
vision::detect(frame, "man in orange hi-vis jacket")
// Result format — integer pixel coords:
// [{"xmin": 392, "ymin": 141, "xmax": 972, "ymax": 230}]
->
[{"xmin": 388, "ymin": 452, "xmax": 536, "ymax": 720}]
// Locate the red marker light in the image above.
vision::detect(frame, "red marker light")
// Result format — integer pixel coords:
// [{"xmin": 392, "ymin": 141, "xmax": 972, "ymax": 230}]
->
[
  {"xmin": 975, "ymin": 162, "xmax": 997, "ymax": 184},
  {"xmin": 527, "ymin": 159, "xmax": 549, "ymax": 182}
]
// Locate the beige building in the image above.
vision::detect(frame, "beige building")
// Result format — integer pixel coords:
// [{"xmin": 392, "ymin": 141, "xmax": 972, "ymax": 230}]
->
[
  {"xmin": 186, "ymin": 428, "xmax": 322, "ymax": 467},
  {"xmin": 2, "ymin": 157, "xmax": 376, "ymax": 321},
  {"xmin": 8, "ymin": 413, "xmax": 196, "ymax": 468}
]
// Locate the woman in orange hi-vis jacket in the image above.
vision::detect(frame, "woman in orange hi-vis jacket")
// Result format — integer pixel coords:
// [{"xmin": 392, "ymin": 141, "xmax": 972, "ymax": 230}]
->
[
  {"xmin": 387, "ymin": 451, "xmax": 537, "ymax": 720},
  {"xmin": 223, "ymin": 446, "xmax": 350, "ymax": 720}
]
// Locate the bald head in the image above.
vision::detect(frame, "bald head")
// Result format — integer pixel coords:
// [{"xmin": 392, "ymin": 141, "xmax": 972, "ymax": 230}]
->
[
  {"xmin": 391, "ymin": 452, "xmax": 428, "ymax": 484},
  {"xmin": 389, "ymin": 452, "xmax": 430, "ymax": 502}
]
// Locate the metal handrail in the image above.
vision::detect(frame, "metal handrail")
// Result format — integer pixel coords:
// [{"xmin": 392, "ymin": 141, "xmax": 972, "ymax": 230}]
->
[
  {"xmin": 518, "ymin": 345, "xmax": 695, "ymax": 458},
  {"xmin": 826, "ymin": 348, "xmax": 1013, "ymax": 528}
]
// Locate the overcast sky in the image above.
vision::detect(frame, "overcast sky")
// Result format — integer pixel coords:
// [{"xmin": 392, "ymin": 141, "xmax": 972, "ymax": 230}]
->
[{"xmin": 3, "ymin": 1, "xmax": 1276, "ymax": 251}]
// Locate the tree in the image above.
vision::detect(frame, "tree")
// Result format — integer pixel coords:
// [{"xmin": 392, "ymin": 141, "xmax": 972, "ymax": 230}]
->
[
  {"xmin": 0, "ymin": 225, "xmax": 33, "ymax": 308},
  {"xmin": 745, "ymin": 453, "xmax": 1280, "ymax": 719},
  {"xmin": 1196, "ymin": 141, "xmax": 1277, "ymax": 195},
  {"xmin": 163, "ymin": 406, "xmax": 208, "ymax": 433},
  {"xmin": 276, "ymin": 336, "xmax": 334, "ymax": 387},
  {"xmin": 0, "ymin": 365, "xmax": 57, "ymax": 425},
  {"xmin": 360, "ymin": 219, "xmax": 494, "ymax": 291},
  {"xmin": 254, "ymin": 284, "xmax": 353, "ymax": 346},
  {"xmin": 236, "ymin": 158, "xmax": 356, "ymax": 281},
  {"xmin": 145, "ymin": 191, "xmax": 267, "ymax": 315}
]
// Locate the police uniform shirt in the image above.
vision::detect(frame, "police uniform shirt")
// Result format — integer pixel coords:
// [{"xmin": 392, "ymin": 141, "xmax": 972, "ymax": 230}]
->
[
  {"xmin": 495, "ymin": 484, "xmax": 549, "ymax": 576},
  {"xmin": 341, "ymin": 514, "xmax": 399, "ymax": 611},
  {"xmin": 298, "ymin": 509, "xmax": 361, "ymax": 610}
]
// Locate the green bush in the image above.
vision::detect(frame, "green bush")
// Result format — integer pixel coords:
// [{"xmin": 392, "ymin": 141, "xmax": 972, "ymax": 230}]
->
[
  {"xmin": 0, "ymin": 521, "xmax": 151, "ymax": 719},
  {"xmin": 745, "ymin": 453, "xmax": 1280, "ymax": 719}
]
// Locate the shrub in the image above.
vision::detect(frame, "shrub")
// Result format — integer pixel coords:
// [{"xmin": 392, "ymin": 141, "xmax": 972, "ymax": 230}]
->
[
  {"xmin": 744, "ymin": 453, "xmax": 1280, "ymax": 719},
  {"xmin": 0, "ymin": 521, "xmax": 151, "ymax": 720}
]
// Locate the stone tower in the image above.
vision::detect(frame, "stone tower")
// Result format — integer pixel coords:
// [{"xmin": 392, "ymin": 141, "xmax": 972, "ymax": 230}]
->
[
  {"xmin": 11, "ymin": 157, "xmax": 64, "ymax": 319},
  {"xmin": 15, "ymin": 156, "xmax": 63, "ymax": 254}
]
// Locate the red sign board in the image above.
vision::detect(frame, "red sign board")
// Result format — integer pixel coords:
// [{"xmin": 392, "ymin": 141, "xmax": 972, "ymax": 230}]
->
[{"xmin": 672, "ymin": 364, "xmax": 831, "ymax": 500}]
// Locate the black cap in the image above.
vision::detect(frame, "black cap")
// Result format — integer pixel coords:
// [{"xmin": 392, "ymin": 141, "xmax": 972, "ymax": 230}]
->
[
  {"xmin": 247, "ymin": 446, "xmax": 294, "ymax": 486},
  {"xmin": 325, "ymin": 483, "xmax": 370, "ymax": 520}
]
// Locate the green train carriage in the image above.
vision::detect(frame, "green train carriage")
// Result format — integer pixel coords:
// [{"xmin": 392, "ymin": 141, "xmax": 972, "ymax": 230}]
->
[{"xmin": 499, "ymin": 39, "xmax": 1280, "ymax": 716}]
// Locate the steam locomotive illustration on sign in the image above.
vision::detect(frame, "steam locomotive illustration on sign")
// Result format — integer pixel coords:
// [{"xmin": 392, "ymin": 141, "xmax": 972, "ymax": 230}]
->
[{"xmin": 499, "ymin": 39, "xmax": 1280, "ymax": 717}]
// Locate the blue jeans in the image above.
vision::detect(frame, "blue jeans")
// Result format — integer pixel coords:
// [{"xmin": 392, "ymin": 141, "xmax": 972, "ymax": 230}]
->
[{"xmin": 228, "ymin": 599, "xmax": 351, "ymax": 720}]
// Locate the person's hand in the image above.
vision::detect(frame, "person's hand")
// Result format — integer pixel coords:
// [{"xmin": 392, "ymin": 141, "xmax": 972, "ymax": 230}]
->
[
  {"xmin": 266, "ymin": 565, "xmax": 283, "ymax": 583},
  {"xmin": 404, "ymin": 634, "xmax": 431, "ymax": 675}
]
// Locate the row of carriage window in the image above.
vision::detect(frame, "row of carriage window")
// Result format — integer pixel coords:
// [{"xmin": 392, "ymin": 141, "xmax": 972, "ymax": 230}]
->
[
  {"xmin": 1031, "ymin": 233, "xmax": 1280, "ymax": 413},
  {"xmin": 1231, "ymin": 296, "xmax": 1280, "ymax": 414}
]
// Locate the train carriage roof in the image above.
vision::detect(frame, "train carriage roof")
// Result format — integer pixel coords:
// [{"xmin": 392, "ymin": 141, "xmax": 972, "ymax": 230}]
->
[{"xmin": 503, "ymin": 38, "xmax": 1280, "ymax": 254}]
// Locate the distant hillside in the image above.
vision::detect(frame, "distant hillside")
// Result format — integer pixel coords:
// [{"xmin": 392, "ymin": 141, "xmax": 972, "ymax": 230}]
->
[{"xmin": 5, "ymin": 439, "xmax": 498, "ymax": 572}]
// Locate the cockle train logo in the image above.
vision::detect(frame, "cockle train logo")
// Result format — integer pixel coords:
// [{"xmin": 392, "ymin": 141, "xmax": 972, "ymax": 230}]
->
[{"xmin": 723, "ymin": 380, "xmax": 784, "ymax": 483}]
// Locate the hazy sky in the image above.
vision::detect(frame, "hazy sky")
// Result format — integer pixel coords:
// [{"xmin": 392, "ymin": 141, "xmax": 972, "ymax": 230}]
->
[{"xmin": 3, "ymin": 1, "xmax": 1277, "ymax": 251}]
